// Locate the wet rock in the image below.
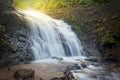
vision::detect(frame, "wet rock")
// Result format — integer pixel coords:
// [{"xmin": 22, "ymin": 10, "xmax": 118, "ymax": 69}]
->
[
  {"xmin": 17, "ymin": 29, "xmax": 28, "ymax": 38},
  {"xmin": 81, "ymin": 62, "xmax": 87, "ymax": 68},
  {"xmin": 65, "ymin": 64, "xmax": 81, "ymax": 71},
  {"xmin": 13, "ymin": 69, "xmax": 35, "ymax": 80},
  {"xmin": 73, "ymin": 64, "xmax": 81, "ymax": 70},
  {"xmin": 63, "ymin": 71, "xmax": 75, "ymax": 80},
  {"xmin": 98, "ymin": 77, "xmax": 106, "ymax": 80},
  {"xmin": 89, "ymin": 74, "xmax": 97, "ymax": 78},
  {"xmin": 52, "ymin": 56, "xmax": 63, "ymax": 61},
  {"xmin": 85, "ymin": 57, "xmax": 99, "ymax": 62},
  {"xmin": 18, "ymin": 37, "xmax": 27, "ymax": 43}
]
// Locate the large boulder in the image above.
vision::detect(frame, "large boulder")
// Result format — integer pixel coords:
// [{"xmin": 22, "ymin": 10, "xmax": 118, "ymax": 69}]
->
[{"xmin": 13, "ymin": 69, "xmax": 35, "ymax": 80}]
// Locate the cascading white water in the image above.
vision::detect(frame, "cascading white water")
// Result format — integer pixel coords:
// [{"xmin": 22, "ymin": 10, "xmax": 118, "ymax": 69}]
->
[{"xmin": 23, "ymin": 10, "xmax": 84, "ymax": 60}]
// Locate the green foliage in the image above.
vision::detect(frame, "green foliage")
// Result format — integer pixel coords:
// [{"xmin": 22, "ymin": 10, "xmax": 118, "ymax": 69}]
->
[
  {"xmin": 0, "ymin": 25, "xmax": 5, "ymax": 33},
  {"xmin": 73, "ymin": 24, "xmax": 81, "ymax": 31},
  {"xmin": 101, "ymin": 31, "xmax": 119, "ymax": 46},
  {"xmin": 14, "ymin": 0, "xmax": 120, "ymax": 11},
  {"xmin": 111, "ymin": 14, "xmax": 120, "ymax": 20},
  {"xmin": 95, "ymin": 27, "xmax": 104, "ymax": 35},
  {"xmin": 102, "ymin": 18, "xmax": 108, "ymax": 23},
  {"xmin": 80, "ymin": 0, "xmax": 93, "ymax": 5},
  {"xmin": 79, "ymin": 0, "xmax": 119, "ymax": 5},
  {"xmin": 93, "ymin": 0, "xmax": 119, "ymax": 4}
]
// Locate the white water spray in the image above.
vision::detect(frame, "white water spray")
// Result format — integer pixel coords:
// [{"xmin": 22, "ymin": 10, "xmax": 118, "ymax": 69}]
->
[{"xmin": 23, "ymin": 10, "xmax": 84, "ymax": 60}]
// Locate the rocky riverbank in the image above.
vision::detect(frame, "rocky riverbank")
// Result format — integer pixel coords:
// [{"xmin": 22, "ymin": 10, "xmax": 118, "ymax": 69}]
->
[{"xmin": 0, "ymin": 57, "xmax": 120, "ymax": 80}]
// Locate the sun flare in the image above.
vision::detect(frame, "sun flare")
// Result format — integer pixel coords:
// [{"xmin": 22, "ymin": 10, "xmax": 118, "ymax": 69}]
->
[
  {"xmin": 21, "ymin": 10, "xmax": 51, "ymax": 21},
  {"xmin": 24, "ymin": 10, "xmax": 40, "ymax": 16}
]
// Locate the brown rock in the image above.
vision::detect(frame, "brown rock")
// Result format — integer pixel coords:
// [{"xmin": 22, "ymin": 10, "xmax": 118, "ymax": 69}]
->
[{"xmin": 13, "ymin": 68, "xmax": 35, "ymax": 79}]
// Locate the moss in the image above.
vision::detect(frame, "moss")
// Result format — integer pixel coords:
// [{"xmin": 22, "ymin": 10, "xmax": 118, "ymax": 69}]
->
[
  {"xmin": 97, "ymin": 19, "xmax": 102, "ymax": 23},
  {"xmin": 96, "ymin": 23, "xmax": 100, "ymax": 26},
  {"xmin": 89, "ymin": 18, "xmax": 98, "ymax": 22},
  {"xmin": 111, "ymin": 14, "xmax": 119, "ymax": 20},
  {"xmin": 72, "ymin": 24, "xmax": 81, "ymax": 31},
  {"xmin": 101, "ymin": 31, "xmax": 118, "ymax": 46},
  {"xmin": 102, "ymin": 18, "xmax": 108, "ymax": 23},
  {"xmin": 0, "ymin": 25, "xmax": 5, "ymax": 33},
  {"xmin": 95, "ymin": 27, "xmax": 104, "ymax": 35}
]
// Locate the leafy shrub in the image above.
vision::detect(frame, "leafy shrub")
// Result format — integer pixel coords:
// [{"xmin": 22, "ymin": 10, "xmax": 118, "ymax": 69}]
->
[
  {"xmin": 14, "ymin": 0, "xmax": 120, "ymax": 10},
  {"xmin": 95, "ymin": 27, "xmax": 104, "ymax": 35},
  {"xmin": 101, "ymin": 31, "xmax": 120, "ymax": 47}
]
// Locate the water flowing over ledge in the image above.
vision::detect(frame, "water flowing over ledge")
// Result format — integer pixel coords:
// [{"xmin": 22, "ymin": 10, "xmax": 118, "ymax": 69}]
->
[{"xmin": 22, "ymin": 10, "xmax": 85, "ymax": 60}]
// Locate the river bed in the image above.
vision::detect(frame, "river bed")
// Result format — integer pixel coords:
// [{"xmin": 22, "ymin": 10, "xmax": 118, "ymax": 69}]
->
[{"xmin": 0, "ymin": 57, "xmax": 120, "ymax": 80}]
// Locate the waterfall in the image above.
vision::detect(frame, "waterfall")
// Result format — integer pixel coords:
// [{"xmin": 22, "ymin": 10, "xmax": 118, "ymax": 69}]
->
[{"xmin": 23, "ymin": 10, "xmax": 84, "ymax": 60}]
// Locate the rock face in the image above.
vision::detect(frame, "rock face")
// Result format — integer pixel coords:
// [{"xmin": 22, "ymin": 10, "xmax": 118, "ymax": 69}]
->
[
  {"xmin": 13, "ymin": 69, "xmax": 35, "ymax": 80},
  {"xmin": 0, "ymin": 0, "xmax": 34, "ymax": 67}
]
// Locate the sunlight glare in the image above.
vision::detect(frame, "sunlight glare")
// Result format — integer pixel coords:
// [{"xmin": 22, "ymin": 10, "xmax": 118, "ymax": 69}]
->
[
  {"xmin": 22, "ymin": 10, "xmax": 51, "ymax": 22},
  {"xmin": 25, "ymin": 10, "xmax": 40, "ymax": 16}
]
